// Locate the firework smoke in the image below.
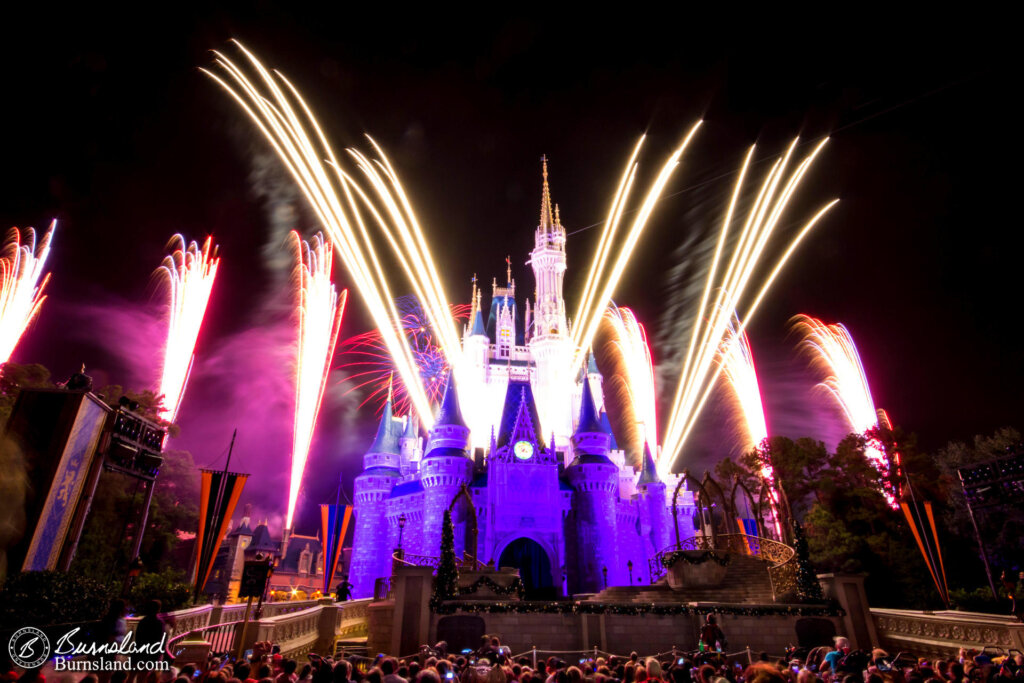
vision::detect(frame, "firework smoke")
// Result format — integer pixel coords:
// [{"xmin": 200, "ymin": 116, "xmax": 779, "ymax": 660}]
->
[
  {"xmin": 0, "ymin": 221, "xmax": 55, "ymax": 364},
  {"xmin": 570, "ymin": 127, "xmax": 702, "ymax": 373},
  {"xmin": 659, "ymin": 141, "xmax": 838, "ymax": 476},
  {"xmin": 286, "ymin": 231, "xmax": 347, "ymax": 530},
  {"xmin": 155, "ymin": 234, "xmax": 220, "ymax": 421},
  {"xmin": 205, "ymin": 43, "xmax": 461, "ymax": 426}
]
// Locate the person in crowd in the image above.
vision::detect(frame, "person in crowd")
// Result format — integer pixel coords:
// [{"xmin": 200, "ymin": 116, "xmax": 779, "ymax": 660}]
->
[
  {"xmin": 698, "ymin": 615, "xmax": 726, "ymax": 652},
  {"xmin": 335, "ymin": 577, "xmax": 354, "ymax": 602}
]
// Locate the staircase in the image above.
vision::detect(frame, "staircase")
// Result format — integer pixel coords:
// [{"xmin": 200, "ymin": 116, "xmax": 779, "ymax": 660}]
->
[{"xmin": 586, "ymin": 554, "xmax": 776, "ymax": 604}]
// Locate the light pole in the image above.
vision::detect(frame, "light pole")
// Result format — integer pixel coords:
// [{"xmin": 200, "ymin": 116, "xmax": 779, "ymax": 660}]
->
[
  {"xmin": 602, "ymin": 566, "xmax": 608, "ymax": 588},
  {"xmin": 397, "ymin": 513, "xmax": 407, "ymax": 561},
  {"xmin": 627, "ymin": 560, "xmax": 633, "ymax": 586}
]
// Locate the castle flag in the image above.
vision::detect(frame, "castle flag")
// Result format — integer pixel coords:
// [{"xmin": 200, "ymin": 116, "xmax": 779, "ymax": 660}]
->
[
  {"xmin": 321, "ymin": 503, "xmax": 352, "ymax": 594},
  {"xmin": 194, "ymin": 468, "xmax": 248, "ymax": 598}
]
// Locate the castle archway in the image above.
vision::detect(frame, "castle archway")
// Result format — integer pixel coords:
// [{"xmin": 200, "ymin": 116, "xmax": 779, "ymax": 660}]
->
[{"xmin": 498, "ymin": 537, "xmax": 555, "ymax": 599}]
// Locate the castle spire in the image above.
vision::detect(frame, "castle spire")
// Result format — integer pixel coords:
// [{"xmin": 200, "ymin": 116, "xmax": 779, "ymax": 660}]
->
[
  {"xmin": 368, "ymin": 383, "xmax": 401, "ymax": 456},
  {"xmin": 435, "ymin": 372, "xmax": 467, "ymax": 429},
  {"xmin": 575, "ymin": 376, "xmax": 603, "ymax": 436},
  {"xmin": 539, "ymin": 154, "xmax": 554, "ymax": 232},
  {"xmin": 638, "ymin": 442, "xmax": 660, "ymax": 485}
]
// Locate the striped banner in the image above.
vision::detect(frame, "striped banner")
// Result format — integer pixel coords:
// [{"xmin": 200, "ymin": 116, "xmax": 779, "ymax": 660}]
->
[
  {"xmin": 321, "ymin": 503, "xmax": 352, "ymax": 594},
  {"xmin": 194, "ymin": 468, "xmax": 248, "ymax": 598}
]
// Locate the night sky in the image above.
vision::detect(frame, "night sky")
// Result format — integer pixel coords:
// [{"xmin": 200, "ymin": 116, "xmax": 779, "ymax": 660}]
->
[{"xmin": 1, "ymin": 9, "xmax": 1017, "ymax": 532}]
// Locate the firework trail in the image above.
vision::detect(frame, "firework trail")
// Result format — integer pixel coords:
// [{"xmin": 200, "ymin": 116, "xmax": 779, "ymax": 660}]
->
[
  {"xmin": 155, "ymin": 234, "xmax": 220, "ymax": 421},
  {"xmin": 287, "ymin": 231, "xmax": 347, "ymax": 530},
  {"xmin": 205, "ymin": 43, "xmax": 460, "ymax": 426},
  {"xmin": 0, "ymin": 221, "xmax": 55, "ymax": 364},
  {"xmin": 660, "ymin": 141, "xmax": 838, "ymax": 477},
  {"xmin": 792, "ymin": 314, "xmax": 896, "ymax": 507},
  {"xmin": 338, "ymin": 297, "xmax": 471, "ymax": 415},
  {"xmin": 596, "ymin": 305, "xmax": 658, "ymax": 461},
  {"xmin": 570, "ymin": 126, "xmax": 702, "ymax": 373},
  {"xmin": 719, "ymin": 316, "xmax": 768, "ymax": 455}
]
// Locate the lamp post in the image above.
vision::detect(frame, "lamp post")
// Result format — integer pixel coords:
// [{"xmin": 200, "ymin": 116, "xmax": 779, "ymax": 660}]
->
[
  {"xmin": 397, "ymin": 513, "xmax": 407, "ymax": 561},
  {"xmin": 602, "ymin": 566, "xmax": 608, "ymax": 588},
  {"xmin": 122, "ymin": 556, "xmax": 144, "ymax": 597},
  {"xmin": 627, "ymin": 560, "xmax": 633, "ymax": 586}
]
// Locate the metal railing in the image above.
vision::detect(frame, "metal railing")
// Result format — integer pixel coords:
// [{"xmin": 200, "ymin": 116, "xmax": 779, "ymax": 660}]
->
[
  {"xmin": 392, "ymin": 551, "xmax": 487, "ymax": 571},
  {"xmin": 650, "ymin": 533, "xmax": 798, "ymax": 600}
]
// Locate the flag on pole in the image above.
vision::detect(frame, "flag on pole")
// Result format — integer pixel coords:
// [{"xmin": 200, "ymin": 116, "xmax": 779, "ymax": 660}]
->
[
  {"xmin": 194, "ymin": 468, "xmax": 248, "ymax": 598},
  {"xmin": 321, "ymin": 503, "xmax": 352, "ymax": 594}
]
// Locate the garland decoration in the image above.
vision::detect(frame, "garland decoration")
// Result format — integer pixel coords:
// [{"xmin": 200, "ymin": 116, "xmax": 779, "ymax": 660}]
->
[
  {"xmin": 659, "ymin": 550, "xmax": 732, "ymax": 569},
  {"xmin": 433, "ymin": 599, "xmax": 843, "ymax": 617},
  {"xmin": 457, "ymin": 575, "xmax": 526, "ymax": 598}
]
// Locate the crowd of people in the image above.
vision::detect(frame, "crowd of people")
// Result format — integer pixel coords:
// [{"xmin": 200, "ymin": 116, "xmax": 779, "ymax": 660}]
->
[{"xmin": 4, "ymin": 621, "xmax": 1024, "ymax": 683}]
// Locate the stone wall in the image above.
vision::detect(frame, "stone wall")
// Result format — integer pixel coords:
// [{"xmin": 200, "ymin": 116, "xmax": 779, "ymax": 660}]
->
[
  {"xmin": 872, "ymin": 608, "xmax": 1024, "ymax": 659},
  {"xmin": 428, "ymin": 609, "xmax": 844, "ymax": 657}
]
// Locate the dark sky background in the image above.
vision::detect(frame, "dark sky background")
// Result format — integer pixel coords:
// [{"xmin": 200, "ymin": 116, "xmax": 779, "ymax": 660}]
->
[{"xmin": 1, "ymin": 8, "xmax": 1017, "ymax": 533}]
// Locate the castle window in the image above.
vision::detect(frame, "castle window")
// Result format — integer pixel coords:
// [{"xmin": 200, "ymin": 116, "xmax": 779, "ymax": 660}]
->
[{"xmin": 299, "ymin": 545, "xmax": 313, "ymax": 574}]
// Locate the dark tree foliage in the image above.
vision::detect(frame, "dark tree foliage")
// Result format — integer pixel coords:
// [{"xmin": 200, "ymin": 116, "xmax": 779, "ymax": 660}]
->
[
  {"xmin": 0, "ymin": 362, "xmax": 54, "ymax": 429},
  {"xmin": 0, "ymin": 570, "xmax": 112, "ymax": 628},
  {"xmin": 432, "ymin": 509, "xmax": 458, "ymax": 609},
  {"xmin": 0, "ymin": 363, "xmax": 198, "ymax": 591},
  {"xmin": 725, "ymin": 425, "xmax": 997, "ymax": 609},
  {"xmin": 791, "ymin": 518, "xmax": 823, "ymax": 602}
]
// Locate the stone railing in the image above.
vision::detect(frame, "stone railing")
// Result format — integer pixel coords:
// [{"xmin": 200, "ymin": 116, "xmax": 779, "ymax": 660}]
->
[
  {"xmin": 253, "ymin": 605, "xmax": 323, "ymax": 657},
  {"xmin": 336, "ymin": 599, "xmax": 371, "ymax": 641},
  {"xmin": 156, "ymin": 598, "xmax": 372, "ymax": 663},
  {"xmin": 871, "ymin": 608, "xmax": 1024, "ymax": 658}
]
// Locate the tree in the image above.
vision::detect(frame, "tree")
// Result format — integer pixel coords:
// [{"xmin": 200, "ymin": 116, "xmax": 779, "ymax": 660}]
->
[
  {"xmin": 432, "ymin": 510, "xmax": 458, "ymax": 609},
  {"xmin": 933, "ymin": 428, "xmax": 1024, "ymax": 592},
  {"xmin": 791, "ymin": 518, "xmax": 823, "ymax": 602},
  {"xmin": 0, "ymin": 362, "xmax": 55, "ymax": 429}
]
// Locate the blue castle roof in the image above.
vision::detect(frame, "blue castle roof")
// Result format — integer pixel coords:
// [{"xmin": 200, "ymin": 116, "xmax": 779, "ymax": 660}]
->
[
  {"xmin": 496, "ymin": 380, "xmax": 546, "ymax": 450},
  {"xmin": 575, "ymin": 379, "xmax": 603, "ymax": 436},
  {"xmin": 638, "ymin": 442, "xmax": 660, "ymax": 484},
  {"xmin": 470, "ymin": 309, "xmax": 487, "ymax": 337},
  {"xmin": 388, "ymin": 479, "xmax": 424, "ymax": 498},
  {"xmin": 435, "ymin": 374, "xmax": 467, "ymax": 429},
  {"xmin": 598, "ymin": 411, "xmax": 618, "ymax": 450},
  {"xmin": 368, "ymin": 392, "xmax": 402, "ymax": 456}
]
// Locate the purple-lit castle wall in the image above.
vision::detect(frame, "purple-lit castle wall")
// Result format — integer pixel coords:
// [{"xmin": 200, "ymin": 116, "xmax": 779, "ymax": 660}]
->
[{"xmin": 347, "ymin": 164, "xmax": 695, "ymax": 599}]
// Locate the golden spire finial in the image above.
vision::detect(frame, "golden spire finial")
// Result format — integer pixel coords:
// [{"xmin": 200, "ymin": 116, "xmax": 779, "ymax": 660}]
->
[
  {"xmin": 539, "ymin": 154, "xmax": 554, "ymax": 232},
  {"xmin": 554, "ymin": 203, "xmax": 561, "ymax": 228},
  {"xmin": 505, "ymin": 255, "xmax": 512, "ymax": 284}
]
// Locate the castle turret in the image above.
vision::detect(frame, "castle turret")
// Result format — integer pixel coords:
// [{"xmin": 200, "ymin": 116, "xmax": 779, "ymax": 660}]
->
[
  {"xmin": 462, "ymin": 282, "xmax": 491, "ymax": 449},
  {"xmin": 349, "ymin": 392, "xmax": 403, "ymax": 598},
  {"xmin": 400, "ymin": 413, "xmax": 423, "ymax": 474},
  {"xmin": 529, "ymin": 157, "xmax": 573, "ymax": 441},
  {"xmin": 420, "ymin": 376, "xmax": 474, "ymax": 558},
  {"xmin": 636, "ymin": 443, "xmax": 670, "ymax": 559},
  {"xmin": 565, "ymin": 379, "xmax": 620, "ymax": 592}
]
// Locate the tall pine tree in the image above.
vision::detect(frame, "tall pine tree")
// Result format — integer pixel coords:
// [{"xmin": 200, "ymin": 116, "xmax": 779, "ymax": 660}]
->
[
  {"xmin": 432, "ymin": 509, "xmax": 459, "ymax": 609},
  {"xmin": 792, "ymin": 518, "xmax": 824, "ymax": 602}
]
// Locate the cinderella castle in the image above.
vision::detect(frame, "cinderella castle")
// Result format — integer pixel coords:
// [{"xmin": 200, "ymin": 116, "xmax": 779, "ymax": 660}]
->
[{"xmin": 348, "ymin": 160, "xmax": 696, "ymax": 599}]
